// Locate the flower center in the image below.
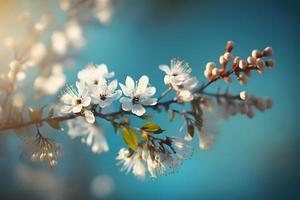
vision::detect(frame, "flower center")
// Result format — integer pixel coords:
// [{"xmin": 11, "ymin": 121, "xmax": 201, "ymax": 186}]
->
[
  {"xmin": 75, "ymin": 99, "xmax": 82, "ymax": 105},
  {"xmin": 132, "ymin": 96, "xmax": 140, "ymax": 104},
  {"xmin": 99, "ymin": 94, "xmax": 106, "ymax": 100},
  {"xmin": 172, "ymin": 73, "xmax": 178, "ymax": 76},
  {"xmin": 94, "ymin": 80, "xmax": 99, "ymax": 85}
]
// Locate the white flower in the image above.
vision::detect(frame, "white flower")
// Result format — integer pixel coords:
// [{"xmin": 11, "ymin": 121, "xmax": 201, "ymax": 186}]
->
[
  {"xmin": 173, "ymin": 77, "xmax": 198, "ymax": 102},
  {"xmin": 159, "ymin": 59, "xmax": 191, "ymax": 87},
  {"xmin": 119, "ymin": 75, "xmax": 157, "ymax": 116},
  {"xmin": 78, "ymin": 63, "xmax": 115, "ymax": 87},
  {"xmin": 60, "ymin": 81, "xmax": 94, "ymax": 123},
  {"xmin": 67, "ymin": 117, "xmax": 109, "ymax": 154},
  {"xmin": 116, "ymin": 148, "xmax": 146, "ymax": 178},
  {"xmin": 34, "ymin": 64, "xmax": 66, "ymax": 95},
  {"xmin": 90, "ymin": 79, "xmax": 122, "ymax": 108},
  {"xmin": 51, "ymin": 31, "xmax": 68, "ymax": 55},
  {"xmin": 159, "ymin": 59, "xmax": 197, "ymax": 102}
]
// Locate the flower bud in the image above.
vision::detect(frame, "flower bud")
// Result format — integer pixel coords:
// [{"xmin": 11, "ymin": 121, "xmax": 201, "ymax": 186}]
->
[
  {"xmin": 237, "ymin": 74, "xmax": 247, "ymax": 85},
  {"xmin": 263, "ymin": 47, "xmax": 273, "ymax": 56},
  {"xmin": 204, "ymin": 69, "xmax": 211, "ymax": 79},
  {"xmin": 266, "ymin": 59, "xmax": 275, "ymax": 68},
  {"xmin": 226, "ymin": 40, "xmax": 234, "ymax": 52},
  {"xmin": 223, "ymin": 76, "xmax": 232, "ymax": 83},
  {"xmin": 219, "ymin": 55, "xmax": 227, "ymax": 65},
  {"xmin": 233, "ymin": 56, "xmax": 240, "ymax": 64},
  {"xmin": 256, "ymin": 58, "xmax": 265, "ymax": 74},
  {"xmin": 239, "ymin": 103, "xmax": 249, "ymax": 114},
  {"xmin": 240, "ymin": 91, "xmax": 249, "ymax": 101},
  {"xmin": 239, "ymin": 60, "xmax": 248, "ymax": 69},
  {"xmin": 224, "ymin": 52, "xmax": 232, "ymax": 61},
  {"xmin": 251, "ymin": 49, "xmax": 261, "ymax": 59},
  {"xmin": 10, "ymin": 60, "xmax": 21, "ymax": 71},
  {"xmin": 212, "ymin": 68, "xmax": 219, "ymax": 76},
  {"xmin": 247, "ymin": 56, "xmax": 256, "ymax": 65},
  {"xmin": 205, "ymin": 62, "xmax": 216, "ymax": 71},
  {"xmin": 49, "ymin": 159, "xmax": 57, "ymax": 168}
]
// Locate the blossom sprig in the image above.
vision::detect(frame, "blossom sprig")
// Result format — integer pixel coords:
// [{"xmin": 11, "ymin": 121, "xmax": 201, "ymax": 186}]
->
[
  {"xmin": 27, "ymin": 126, "xmax": 61, "ymax": 169},
  {"xmin": 203, "ymin": 41, "xmax": 275, "ymax": 85},
  {"xmin": 0, "ymin": 41, "xmax": 276, "ymax": 179}
]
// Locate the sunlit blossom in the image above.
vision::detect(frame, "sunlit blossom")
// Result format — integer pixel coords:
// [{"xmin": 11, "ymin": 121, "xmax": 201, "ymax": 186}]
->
[{"xmin": 119, "ymin": 75, "xmax": 157, "ymax": 116}]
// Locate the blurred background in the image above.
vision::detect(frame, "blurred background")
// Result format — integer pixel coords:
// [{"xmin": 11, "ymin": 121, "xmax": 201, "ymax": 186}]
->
[{"xmin": 0, "ymin": 0, "xmax": 299, "ymax": 199}]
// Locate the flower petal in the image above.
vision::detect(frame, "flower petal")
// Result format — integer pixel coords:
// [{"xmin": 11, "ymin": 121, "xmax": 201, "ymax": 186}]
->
[
  {"xmin": 136, "ymin": 75, "xmax": 149, "ymax": 95},
  {"xmin": 61, "ymin": 105, "xmax": 73, "ymax": 113},
  {"xmin": 72, "ymin": 104, "xmax": 82, "ymax": 113},
  {"xmin": 108, "ymin": 79, "xmax": 118, "ymax": 91},
  {"xmin": 140, "ymin": 98, "xmax": 157, "ymax": 106},
  {"xmin": 132, "ymin": 104, "xmax": 145, "ymax": 116},
  {"xmin": 125, "ymin": 76, "xmax": 135, "ymax": 90},
  {"xmin": 119, "ymin": 83, "xmax": 132, "ymax": 97},
  {"xmin": 159, "ymin": 65, "xmax": 171, "ymax": 74},
  {"xmin": 82, "ymin": 96, "xmax": 91, "ymax": 107},
  {"xmin": 120, "ymin": 97, "xmax": 133, "ymax": 111},
  {"xmin": 84, "ymin": 110, "xmax": 95, "ymax": 123}
]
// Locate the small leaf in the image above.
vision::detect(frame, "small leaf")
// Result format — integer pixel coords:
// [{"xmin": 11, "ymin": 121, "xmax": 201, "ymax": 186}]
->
[
  {"xmin": 141, "ymin": 122, "xmax": 164, "ymax": 134},
  {"xmin": 139, "ymin": 114, "xmax": 153, "ymax": 120},
  {"xmin": 122, "ymin": 128, "xmax": 139, "ymax": 151},
  {"xmin": 48, "ymin": 108, "xmax": 54, "ymax": 117},
  {"xmin": 47, "ymin": 118, "xmax": 61, "ymax": 130},
  {"xmin": 28, "ymin": 107, "xmax": 44, "ymax": 122}
]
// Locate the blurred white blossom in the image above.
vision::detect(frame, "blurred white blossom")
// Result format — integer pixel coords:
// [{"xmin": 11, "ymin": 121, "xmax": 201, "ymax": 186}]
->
[{"xmin": 67, "ymin": 117, "xmax": 109, "ymax": 154}]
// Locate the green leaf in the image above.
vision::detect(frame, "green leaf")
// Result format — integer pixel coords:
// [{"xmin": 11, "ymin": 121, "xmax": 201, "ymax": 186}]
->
[
  {"xmin": 46, "ymin": 118, "xmax": 61, "ymax": 130},
  {"xmin": 141, "ymin": 122, "xmax": 164, "ymax": 134},
  {"xmin": 138, "ymin": 114, "xmax": 153, "ymax": 120},
  {"xmin": 28, "ymin": 107, "xmax": 44, "ymax": 122},
  {"xmin": 122, "ymin": 128, "xmax": 139, "ymax": 151}
]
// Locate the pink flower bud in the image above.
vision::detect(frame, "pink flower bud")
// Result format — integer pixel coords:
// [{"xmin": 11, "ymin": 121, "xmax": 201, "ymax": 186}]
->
[
  {"xmin": 205, "ymin": 62, "xmax": 216, "ymax": 71},
  {"xmin": 212, "ymin": 68, "xmax": 219, "ymax": 76},
  {"xmin": 263, "ymin": 47, "xmax": 273, "ymax": 56},
  {"xmin": 219, "ymin": 55, "xmax": 227, "ymax": 65},
  {"xmin": 224, "ymin": 52, "xmax": 232, "ymax": 61},
  {"xmin": 247, "ymin": 56, "xmax": 256, "ymax": 65},
  {"xmin": 233, "ymin": 56, "xmax": 240, "ymax": 64},
  {"xmin": 266, "ymin": 59, "xmax": 275, "ymax": 68},
  {"xmin": 238, "ymin": 60, "xmax": 248, "ymax": 69},
  {"xmin": 256, "ymin": 58, "xmax": 265, "ymax": 74},
  {"xmin": 240, "ymin": 91, "xmax": 249, "ymax": 101},
  {"xmin": 251, "ymin": 49, "xmax": 261, "ymax": 59}
]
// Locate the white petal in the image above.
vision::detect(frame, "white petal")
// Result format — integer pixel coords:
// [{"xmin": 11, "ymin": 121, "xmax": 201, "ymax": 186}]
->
[
  {"xmin": 72, "ymin": 104, "xmax": 82, "ymax": 113},
  {"xmin": 132, "ymin": 104, "xmax": 145, "ymax": 116},
  {"xmin": 119, "ymin": 83, "xmax": 132, "ymax": 97},
  {"xmin": 110, "ymin": 90, "xmax": 122, "ymax": 100},
  {"xmin": 140, "ymin": 98, "xmax": 157, "ymax": 106},
  {"xmin": 82, "ymin": 96, "xmax": 91, "ymax": 107},
  {"xmin": 144, "ymin": 86, "xmax": 156, "ymax": 97},
  {"xmin": 61, "ymin": 93, "xmax": 74, "ymax": 104},
  {"xmin": 108, "ymin": 79, "xmax": 118, "ymax": 91},
  {"xmin": 178, "ymin": 90, "xmax": 193, "ymax": 102},
  {"xmin": 120, "ymin": 97, "xmax": 133, "ymax": 111},
  {"xmin": 84, "ymin": 110, "xmax": 95, "ymax": 123},
  {"xmin": 125, "ymin": 76, "xmax": 135, "ymax": 90},
  {"xmin": 159, "ymin": 65, "xmax": 171, "ymax": 74},
  {"xmin": 164, "ymin": 75, "xmax": 170, "ymax": 85},
  {"xmin": 76, "ymin": 81, "xmax": 85, "ymax": 95},
  {"xmin": 136, "ymin": 75, "xmax": 149, "ymax": 95},
  {"xmin": 61, "ymin": 105, "xmax": 73, "ymax": 113}
]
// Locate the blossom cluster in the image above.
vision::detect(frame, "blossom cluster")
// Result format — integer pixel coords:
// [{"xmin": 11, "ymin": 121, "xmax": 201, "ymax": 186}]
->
[
  {"xmin": 160, "ymin": 59, "xmax": 198, "ymax": 101},
  {"xmin": 116, "ymin": 137, "xmax": 193, "ymax": 178},
  {"xmin": 204, "ymin": 41, "xmax": 275, "ymax": 85}
]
